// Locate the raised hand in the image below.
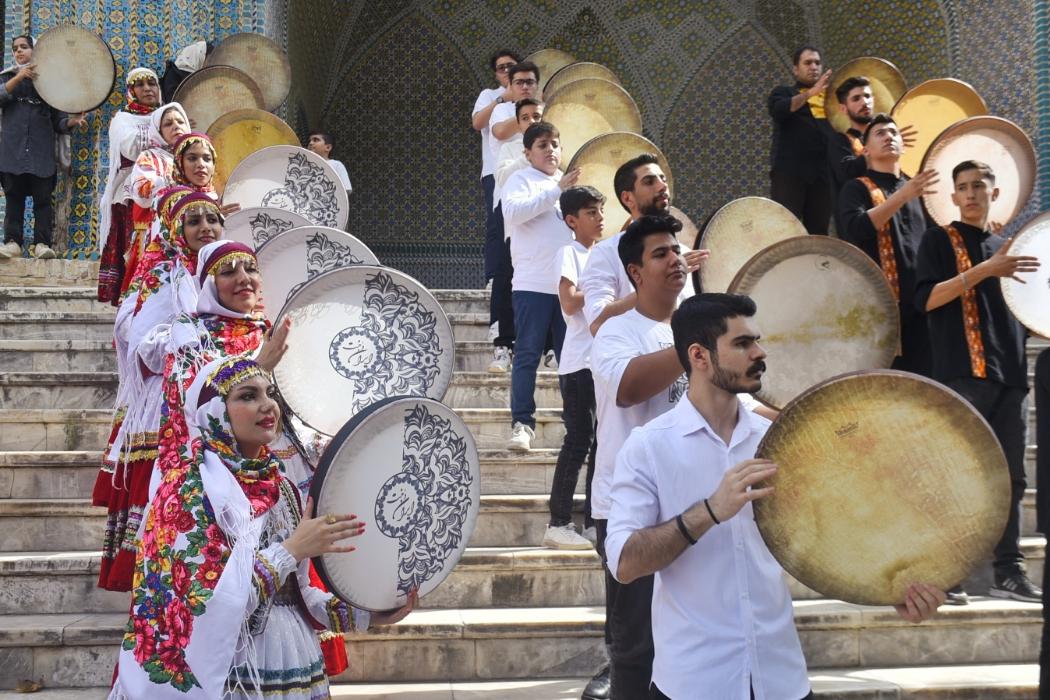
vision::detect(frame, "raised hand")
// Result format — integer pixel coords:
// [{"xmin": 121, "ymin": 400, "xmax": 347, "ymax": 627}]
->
[
  {"xmin": 257, "ymin": 317, "xmax": 291, "ymax": 372},
  {"xmin": 705, "ymin": 458, "xmax": 777, "ymax": 523},
  {"xmin": 811, "ymin": 69, "xmax": 832, "ymax": 96},
  {"xmin": 16, "ymin": 63, "xmax": 37, "ymax": 81},
  {"xmin": 978, "ymin": 236, "xmax": 1040, "ymax": 283},
  {"xmin": 901, "ymin": 169, "xmax": 939, "ymax": 201},
  {"xmin": 899, "ymin": 124, "xmax": 918, "ymax": 150},
  {"xmin": 894, "ymin": 583, "xmax": 945, "ymax": 623},
  {"xmin": 559, "ymin": 167, "xmax": 582, "ymax": 191},
  {"xmin": 282, "ymin": 496, "xmax": 366, "ymax": 563},
  {"xmin": 682, "ymin": 248, "xmax": 710, "ymax": 274}
]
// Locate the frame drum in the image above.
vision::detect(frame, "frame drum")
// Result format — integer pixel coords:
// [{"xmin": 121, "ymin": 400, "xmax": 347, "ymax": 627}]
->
[
  {"xmin": 172, "ymin": 65, "xmax": 264, "ymax": 134},
  {"xmin": 256, "ymin": 225, "xmax": 379, "ymax": 321},
  {"xmin": 693, "ymin": 197, "xmax": 807, "ymax": 294},
  {"xmin": 544, "ymin": 78, "xmax": 643, "ymax": 164},
  {"xmin": 755, "ymin": 370, "xmax": 1010, "ymax": 605},
  {"xmin": 543, "ymin": 61, "xmax": 622, "ymax": 100},
  {"xmin": 310, "ymin": 396, "xmax": 481, "ymax": 611},
  {"xmin": 920, "ymin": 116, "xmax": 1036, "ymax": 228},
  {"xmin": 32, "ymin": 26, "xmax": 116, "ymax": 113},
  {"xmin": 524, "ymin": 48, "xmax": 576, "ymax": 93},
  {"xmin": 222, "ymin": 206, "xmax": 312, "ymax": 250},
  {"xmin": 205, "ymin": 32, "xmax": 292, "ymax": 111},
  {"xmin": 207, "ymin": 108, "xmax": 300, "ymax": 193},
  {"xmin": 1000, "ymin": 211, "xmax": 1050, "ymax": 337},
  {"xmin": 669, "ymin": 206, "xmax": 699, "ymax": 252},
  {"xmin": 727, "ymin": 236, "xmax": 899, "ymax": 410},
  {"xmin": 223, "ymin": 145, "xmax": 350, "ymax": 230},
  {"xmin": 274, "ymin": 265, "xmax": 455, "ymax": 436},
  {"xmin": 824, "ymin": 57, "xmax": 906, "ymax": 134},
  {"xmin": 891, "ymin": 78, "xmax": 987, "ymax": 177}
]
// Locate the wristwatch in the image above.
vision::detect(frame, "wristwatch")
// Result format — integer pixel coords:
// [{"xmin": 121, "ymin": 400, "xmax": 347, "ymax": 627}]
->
[{"xmin": 495, "ymin": 96, "xmax": 505, "ymax": 104}]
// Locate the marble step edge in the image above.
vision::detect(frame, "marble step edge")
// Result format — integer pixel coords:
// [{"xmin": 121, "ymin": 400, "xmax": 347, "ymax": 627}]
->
[
  {"xmin": 0, "ymin": 339, "xmax": 499, "ymax": 352},
  {"xmin": 0, "ymin": 287, "xmax": 488, "ymax": 301},
  {"xmin": 0, "ymin": 598, "xmax": 1042, "ymax": 648},
  {"xmin": 0, "ymin": 370, "xmax": 560, "ymax": 385},
  {"xmin": 0, "ymin": 407, "xmax": 566, "ymax": 422}
]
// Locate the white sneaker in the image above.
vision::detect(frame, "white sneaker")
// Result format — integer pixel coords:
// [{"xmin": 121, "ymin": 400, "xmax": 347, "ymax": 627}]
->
[
  {"xmin": 488, "ymin": 346, "xmax": 512, "ymax": 373},
  {"xmin": 582, "ymin": 526, "xmax": 597, "ymax": 546},
  {"xmin": 506, "ymin": 422, "xmax": 534, "ymax": 452},
  {"xmin": 542, "ymin": 524, "xmax": 592, "ymax": 550},
  {"xmin": 33, "ymin": 242, "xmax": 56, "ymax": 259},
  {"xmin": 0, "ymin": 241, "xmax": 21, "ymax": 259},
  {"xmin": 543, "ymin": 350, "xmax": 558, "ymax": 370},
  {"xmin": 485, "ymin": 278, "xmax": 493, "ymax": 292}
]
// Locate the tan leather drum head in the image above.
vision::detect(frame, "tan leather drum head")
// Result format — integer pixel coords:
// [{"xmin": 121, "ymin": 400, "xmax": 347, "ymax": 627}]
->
[
  {"xmin": 695, "ymin": 197, "xmax": 807, "ymax": 294},
  {"xmin": 727, "ymin": 236, "xmax": 898, "ymax": 410},
  {"xmin": 173, "ymin": 65, "xmax": 264, "ymax": 135},
  {"xmin": 754, "ymin": 370, "xmax": 1010, "ymax": 606},
  {"xmin": 33, "ymin": 25, "xmax": 116, "ymax": 113},
  {"xmin": 567, "ymin": 132, "xmax": 673, "ymax": 238},
  {"xmin": 1000, "ymin": 210, "xmax": 1050, "ymax": 337},
  {"xmin": 544, "ymin": 78, "xmax": 642, "ymax": 164},
  {"xmin": 825, "ymin": 57, "xmax": 906, "ymax": 134},
  {"xmin": 920, "ymin": 116, "xmax": 1036, "ymax": 228},
  {"xmin": 208, "ymin": 108, "xmax": 300, "ymax": 193},
  {"xmin": 544, "ymin": 61, "xmax": 621, "ymax": 99},
  {"xmin": 892, "ymin": 78, "xmax": 988, "ymax": 177},
  {"xmin": 669, "ymin": 206, "xmax": 699, "ymax": 251},
  {"xmin": 524, "ymin": 49, "xmax": 576, "ymax": 93},
  {"xmin": 206, "ymin": 32, "xmax": 291, "ymax": 111}
]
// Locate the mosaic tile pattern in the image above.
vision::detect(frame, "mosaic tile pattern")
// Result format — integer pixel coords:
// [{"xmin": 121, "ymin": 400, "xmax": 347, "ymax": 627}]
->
[{"xmin": 1032, "ymin": 0, "xmax": 1049, "ymax": 211}]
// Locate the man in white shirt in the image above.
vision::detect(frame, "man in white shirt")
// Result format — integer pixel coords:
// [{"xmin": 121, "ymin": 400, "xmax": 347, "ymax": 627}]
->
[
  {"xmin": 501, "ymin": 122, "xmax": 579, "ymax": 451},
  {"xmin": 607, "ymin": 293, "xmax": 947, "ymax": 700},
  {"xmin": 306, "ymin": 132, "xmax": 352, "ymax": 192}
]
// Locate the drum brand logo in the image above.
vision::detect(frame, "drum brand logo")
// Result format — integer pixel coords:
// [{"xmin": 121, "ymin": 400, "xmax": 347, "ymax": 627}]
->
[{"xmin": 834, "ymin": 421, "xmax": 859, "ymax": 438}]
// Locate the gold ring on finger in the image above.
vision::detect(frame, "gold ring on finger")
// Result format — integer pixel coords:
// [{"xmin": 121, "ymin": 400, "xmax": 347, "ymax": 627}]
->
[{"xmin": 325, "ymin": 514, "xmax": 337, "ymax": 525}]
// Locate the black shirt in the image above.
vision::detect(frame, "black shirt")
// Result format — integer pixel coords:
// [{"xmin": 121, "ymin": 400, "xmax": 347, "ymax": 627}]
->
[
  {"xmin": 767, "ymin": 83, "xmax": 830, "ymax": 183},
  {"xmin": 828, "ymin": 129, "xmax": 866, "ymax": 233},
  {"xmin": 0, "ymin": 71, "xmax": 71, "ymax": 178},
  {"xmin": 913, "ymin": 221, "xmax": 1027, "ymax": 389}
]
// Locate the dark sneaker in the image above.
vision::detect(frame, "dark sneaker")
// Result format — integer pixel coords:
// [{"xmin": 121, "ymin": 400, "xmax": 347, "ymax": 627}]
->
[
  {"xmin": 989, "ymin": 574, "xmax": 1042, "ymax": 603},
  {"xmin": 944, "ymin": 585, "xmax": 969, "ymax": 606},
  {"xmin": 581, "ymin": 665, "xmax": 610, "ymax": 700}
]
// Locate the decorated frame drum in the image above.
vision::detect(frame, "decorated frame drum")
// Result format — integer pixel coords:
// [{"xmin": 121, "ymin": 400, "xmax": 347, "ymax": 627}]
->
[
  {"xmin": 205, "ymin": 32, "xmax": 292, "ymax": 111},
  {"xmin": 891, "ymin": 78, "xmax": 988, "ymax": 177},
  {"xmin": 207, "ymin": 108, "xmax": 300, "ymax": 192},
  {"xmin": 754, "ymin": 370, "xmax": 1010, "ymax": 606},
  {"xmin": 543, "ymin": 78, "xmax": 642, "ymax": 164},
  {"xmin": 223, "ymin": 145, "xmax": 350, "ymax": 230},
  {"xmin": 256, "ymin": 226, "xmax": 379, "ymax": 320},
  {"xmin": 222, "ymin": 206, "xmax": 312, "ymax": 250},
  {"xmin": 33, "ymin": 26, "xmax": 116, "ymax": 113},
  {"xmin": 1000, "ymin": 210, "xmax": 1050, "ymax": 338},
  {"xmin": 310, "ymin": 396, "xmax": 481, "ymax": 611},
  {"xmin": 172, "ymin": 65, "xmax": 264, "ymax": 134},
  {"xmin": 523, "ymin": 48, "xmax": 576, "ymax": 93},
  {"xmin": 274, "ymin": 265, "xmax": 455, "ymax": 436},
  {"xmin": 824, "ymin": 56, "xmax": 906, "ymax": 134}
]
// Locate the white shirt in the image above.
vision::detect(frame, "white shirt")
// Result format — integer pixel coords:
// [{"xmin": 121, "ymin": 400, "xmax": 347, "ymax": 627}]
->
[
  {"xmin": 473, "ymin": 87, "xmax": 502, "ymax": 178},
  {"xmin": 590, "ymin": 309, "xmax": 686, "ymax": 518},
  {"xmin": 556, "ymin": 242, "xmax": 592, "ymax": 375},
  {"xmin": 487, "ymin": 101, "xmax": 517, "ymax": 181},
  {"xmin": 502, "ymin": 166, "xmax": 572, "ymax": 295},
  {"xmin": 327, "ymin": 159, "xmax": 352, "ymax": 192},
  {"xmin": 494, "ymin": 134, "xmax": 527, "ymax": 212},
  {"xmin": 605, "ymin": 399, "xmax": 810, "ymax": 700}
]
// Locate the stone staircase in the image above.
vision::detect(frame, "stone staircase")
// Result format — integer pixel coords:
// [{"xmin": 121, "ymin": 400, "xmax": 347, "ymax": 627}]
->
[{"xmin": 0, "ymin": 258, "xmax": 1044, "ymax": 699}]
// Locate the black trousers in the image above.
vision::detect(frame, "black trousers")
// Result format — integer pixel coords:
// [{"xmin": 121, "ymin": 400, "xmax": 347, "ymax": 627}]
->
[
  {"xmin": 482, "ymin": 175, "xmax": 499, "ymax": 280},
  {"xmin": 945, "ymin": 377, "xmax": 1028, "ymax": 578},
  {"xmin": 489, "ymin": 221, "xmax": 515, "ymax": 350},
  {"xmin": 769, "ymin": 170, "xmax": 831, "ymax": 235},
  {"xmin": 1034, "ymin": 349, "xmax": 1049, "ymax": 698},
  {"xmin": 1, "ymin": 172, "xmax": 56, "ymax": 246},
  {"xmin": 596, "ymin": 519, "xmax": 654, "ymax": 700},
  {"xmin": 549, "ymin": 369, "xmax": 596, "ymax": 528},
  {"xmin": 650, "ymin": 684, "xmax": 814, "ymax": 700}
]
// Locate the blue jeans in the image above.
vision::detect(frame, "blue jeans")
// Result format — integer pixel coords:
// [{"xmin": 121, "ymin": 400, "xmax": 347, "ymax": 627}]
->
[
  {"xmin": 510, "ymin": 291, "xmax": 565, "ymax": 427},
  {"xmin": 482, "ymin": 175, "xmax": 502, "ymax": 281}
]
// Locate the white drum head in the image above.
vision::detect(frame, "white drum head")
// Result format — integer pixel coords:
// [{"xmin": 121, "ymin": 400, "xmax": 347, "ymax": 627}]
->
[
  {"xmin": 256, "ymin": 226, "xmax": 379, "ymax": 321},
  {"xmin": 223, "ymin": 206, "xmax": 312, "ymax": 250},
  {"xmin": 311, "ymin": 396, "xmax": 481, "ymax": 611},
  {"xmin": 33, "ymin": 26, "xmax": 116, "ymax": 113},
  {"xmin": 223, "ymin": 146, "xmax": 350, "ymax": 230},
  {"xmin": 274, "ymin": 266, "xmax": 455, "ymax": 436},
  {"xmin": 1001, "ymin": 211, "xmax": 1050, "ymax": 337}
]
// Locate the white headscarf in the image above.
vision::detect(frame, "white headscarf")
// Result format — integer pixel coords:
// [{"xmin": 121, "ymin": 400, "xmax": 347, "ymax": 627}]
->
[{"xmin": 175, "ymin": 41, "xmax": 208, "ymax": 73}]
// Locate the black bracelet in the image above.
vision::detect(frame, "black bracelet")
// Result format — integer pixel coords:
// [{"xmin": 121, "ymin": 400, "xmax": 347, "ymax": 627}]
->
[
  {"xmin": 704, "ymin": 498, "xmax": 721, "ymax": 525},
  {"xmin": 675, "ymin": 514, "xmax": 697, "ymax": 545}
]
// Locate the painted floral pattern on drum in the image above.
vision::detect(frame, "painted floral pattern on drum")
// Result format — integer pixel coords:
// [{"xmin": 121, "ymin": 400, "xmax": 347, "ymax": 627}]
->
[
  {"xmin": 327, "ymin": 271, "xmax": 443, "ymax": 413},
  {"xmin": 260, "ymin": 152, "xmax": 340, "ymax": 228},
  {"xmin": 374, "ymin": 404, "xmax": 473, "ymax": 596},
  {"xmin": 285, "ymin": 233, "xmax": 365, "ymax": 302},
  {"xmin": 249, "ymin": 211, "xmax": 300, "ymax": 248}
]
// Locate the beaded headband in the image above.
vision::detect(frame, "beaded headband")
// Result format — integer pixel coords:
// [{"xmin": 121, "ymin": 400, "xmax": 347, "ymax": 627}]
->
[
  {"xmin": 200, "ymin": 241, "xmax": 256, "ymax": 279},
  {"xmin": 156, "ymin": 186, "xmax": 196, "ymax": 229},
  {"xmin": 197, "ymin": 356, "xmax": 267, "ymax": 406},
  {"xmin": 167, "ymin": 192, "xmax": 222, "ymax": 230},
  {"xmin": 126, "ymin": 67, "xmax": 158, "ymax": 87}
]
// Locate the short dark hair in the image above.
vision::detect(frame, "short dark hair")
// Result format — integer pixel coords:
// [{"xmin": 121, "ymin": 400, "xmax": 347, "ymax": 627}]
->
[
  {"xmin": 508, "ymin": 61, "xmax": 540, "ymax": 84},
  {"xmin": 12, "ymin": 34, "xmax": 33, "ymax": 49},
  {"xmin": 835, "ymin": 75, "xmax": 870, "ymax": 103},
  {"xmin": 792, "ymin": 45, "xmax": 821, "ymax": 65},
  {"xmin": 613, "ymin": 153, "xmax": 661, "ymax": 213},
  {"xmin": 515, "ymin": 97, "xmax": 543, "ymax": 118},
  {"xmin": 861, "ymin": 113, "xmax": 897, "ymax": 144},
  {"xmin": 309, "ymin": 132, "xmax": 334, "ymax": 147},
  {"xmin": 489, "ymin": 49, "xmax": 522, "ymax": 71},
  {"xmin": 523, "ymin": 121, "xmax": 558, "ymax": 149},
  {"xmin": 560, "ymin": 186, "xmax": 605, "ymax": 220},
  {"xmin": 618, "ymin": 214, "xmax": 682, "ymax": 288},
  {"xmin": 671, "ymin": 293, "xmax": 758, "ymax": 375},
  {"xmin": 952, "ymin": 159, "xmax": 996, "ymax": 185}
]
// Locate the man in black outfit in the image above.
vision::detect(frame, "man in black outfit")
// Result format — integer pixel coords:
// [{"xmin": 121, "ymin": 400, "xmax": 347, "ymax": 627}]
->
[
  {"xmin": 838, "ymin": 113, "xmax": 938, "ymax": 376},
  {"xmin": 1037, "ymin": 345, "xmax": 1050, "ymax": 697},
  {"xmin": 827, "ymin": 76, "xmax": 871, "ymax": 234},
  {"xmin": 767, "ymin": 45, "xmax": 833, "ymax": 234},
  {"xmin": 913, "ymin": 160, "xmax": 1042, "ymax": 606}
]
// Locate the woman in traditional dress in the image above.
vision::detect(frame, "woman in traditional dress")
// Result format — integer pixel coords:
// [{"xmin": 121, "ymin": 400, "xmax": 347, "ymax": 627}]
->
[
  {"xmin": 95, "ymin": 190, "xmax": 225, "ymax": 591},
  {"xmin": 108, "ymin": 354, "xmax": 416, "ymax": 698}
]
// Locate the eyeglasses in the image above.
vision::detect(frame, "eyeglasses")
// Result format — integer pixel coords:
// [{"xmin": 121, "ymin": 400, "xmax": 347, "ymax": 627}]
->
[
  {"xmin": 495, "ymin": 63, "xmax": 516, "ymax": 72},
  {"xmin": 512, "ymin": 79, "xmax": 538, "ymax": 87}
]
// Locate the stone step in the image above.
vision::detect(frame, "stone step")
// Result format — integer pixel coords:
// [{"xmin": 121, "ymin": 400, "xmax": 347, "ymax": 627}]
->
[
  {"xmin": 0, "ymin": 312, "xmax": 115, "ymax": 341},
  {"xmin": 0, "ymin": 340, "xmax": 115, "ymax": 372},
  {"xmin": 0, "ymin": 287, "xmax": 110, "ymax": 313},
  {"xmin": 0, "ymin": 407, "xmax": 568, "ymax": 452},
  {"xmin": 432, "ymin": 289, "xmax": 489, "ymax": 315},
  {"xmin": 0, "ymin": 600, "xmax": 1041, "ymax": 688},
  {"xmin": 0, "ymin": 259, "xmax": 99, "ymax": 288}
]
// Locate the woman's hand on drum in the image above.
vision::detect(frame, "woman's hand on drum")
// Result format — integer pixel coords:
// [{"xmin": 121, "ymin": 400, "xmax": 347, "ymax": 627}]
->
[
  {"xmin": 257, "ymin": 317, "xmax": 291, "ymax": 372},
  {"xmin": 15, "ymin": 63, "xmax": 37, "ymax": 81},
  {"xmin": 370, "ymin": 588, "xmax": 419, "ymax": 626},
  {"xmin": 282, "ymin": 496, "xmax": 365, "ymax": 563},
  {"xmin": 67, "ymin": 112, "xmax": 88, "ymax": 129},
  {"xmin": 220, "ymin": 202, "xmax": 241, "ymax": 216},
  {"xmin": 704, "ymin": 458, "xmax": 777, "ymax": 523},
  {"xmin": 894, "ymin": 583, "xmax": 945, "ymax": 623}
]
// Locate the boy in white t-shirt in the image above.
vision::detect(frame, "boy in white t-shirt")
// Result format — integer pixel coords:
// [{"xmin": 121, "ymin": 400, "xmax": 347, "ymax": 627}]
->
[
  {"xmin": 502, "ymin": 122, "xmax": 580, "ymax": 451},
  {"xmin": 542, "ymin": 185, "xmax": 606, "ymax": 550}
]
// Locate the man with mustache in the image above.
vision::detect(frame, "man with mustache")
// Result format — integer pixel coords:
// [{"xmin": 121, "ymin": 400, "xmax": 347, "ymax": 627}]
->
[{"xmin": 605, "ymin": 292, "xmax": 945, "ymax": 699}]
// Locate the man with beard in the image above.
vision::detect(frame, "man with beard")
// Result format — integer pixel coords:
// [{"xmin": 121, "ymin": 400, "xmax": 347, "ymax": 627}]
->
[
  {"xmin": 96, "ymin": 67, "xmax": 161, "ymax": 304},
  {"xmin": 606, "ymin": 292, "xmax": 945, "ymax": 700},
  {"xmin": 839, "ymin": 113, "xmax": 938, "ymax": 375},
  {"xmin": 767, "ymin": 45, "xmax": 833, "ymax": 234}
]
